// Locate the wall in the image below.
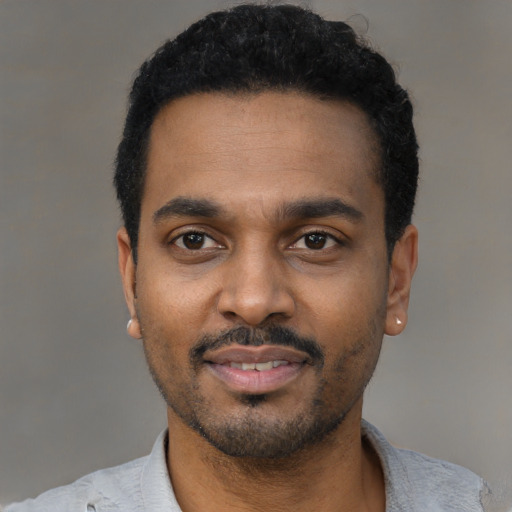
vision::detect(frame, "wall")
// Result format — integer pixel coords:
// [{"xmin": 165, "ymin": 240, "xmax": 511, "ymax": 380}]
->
[{"xmin": 1, "ymin": 0, "xmax": 511, "ymax": 503}]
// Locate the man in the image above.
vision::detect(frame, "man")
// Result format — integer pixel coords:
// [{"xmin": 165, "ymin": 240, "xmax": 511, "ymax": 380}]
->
[{"xmin": 6, "ymin": 4, "xmax": 489, "ymax": 511}]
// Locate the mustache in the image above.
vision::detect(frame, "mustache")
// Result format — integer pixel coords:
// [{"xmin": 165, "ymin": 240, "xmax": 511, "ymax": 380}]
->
[{"xmin": 189, "ymin": 325, "xmax": 324, "ymax": 367}]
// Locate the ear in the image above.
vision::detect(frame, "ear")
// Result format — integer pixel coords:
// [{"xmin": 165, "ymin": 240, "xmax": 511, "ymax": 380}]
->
[
  {"xmin": 385, "ymin": 224, "xmax": 418, "ymax": 336},
  {"xmin": 117, "ymin": 227, "xmax": 142, "ymax": 339}
]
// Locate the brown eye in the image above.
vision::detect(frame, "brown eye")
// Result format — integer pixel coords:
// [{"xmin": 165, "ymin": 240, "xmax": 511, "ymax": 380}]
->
[
  {"xmin": 174, "ymin": 232, "xmax": 219, "ymax": 250},
  {"xmin": 304, "ymin": 233, "xmax": 328, "ymax": 249},
  {"xmin": 182, "ymin": 233, "xmax": 205, "ymax": 250},
  {"xmin": 290, "ymin": 231, "xmax": 339, "ymax": 251}
]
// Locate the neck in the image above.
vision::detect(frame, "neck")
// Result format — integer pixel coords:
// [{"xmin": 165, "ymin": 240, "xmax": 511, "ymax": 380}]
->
[{"xmin": 165, "ymin": 404, "xmax": 385, "ymax": 512}]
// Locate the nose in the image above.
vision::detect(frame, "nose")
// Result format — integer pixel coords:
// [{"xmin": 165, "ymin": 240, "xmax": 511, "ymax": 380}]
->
[{"xmin": 217, "ymin": 246, "xmax": 295, "ymax": 326}]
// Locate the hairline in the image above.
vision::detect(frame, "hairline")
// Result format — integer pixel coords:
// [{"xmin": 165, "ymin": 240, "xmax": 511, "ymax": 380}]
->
[{"xmin": 130, "ymin": 87, "xmax": 387, "ymax": 261}]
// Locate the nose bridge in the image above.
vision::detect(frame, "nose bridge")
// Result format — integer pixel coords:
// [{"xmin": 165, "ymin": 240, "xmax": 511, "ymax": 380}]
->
[{"xmin": 217, "ymin": 239, "xmax": 294, "ymax": 326}]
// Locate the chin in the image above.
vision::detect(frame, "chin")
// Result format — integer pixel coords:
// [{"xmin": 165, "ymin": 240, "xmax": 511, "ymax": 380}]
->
[{"xmin": 181, "ymin": 396, "xmax": 348, "ymax": 459}]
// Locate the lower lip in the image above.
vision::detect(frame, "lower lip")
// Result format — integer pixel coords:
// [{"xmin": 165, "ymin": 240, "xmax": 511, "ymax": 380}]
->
[{"xmin": 207, "ymin": 363, "xmax": 305, "ymax": 394}]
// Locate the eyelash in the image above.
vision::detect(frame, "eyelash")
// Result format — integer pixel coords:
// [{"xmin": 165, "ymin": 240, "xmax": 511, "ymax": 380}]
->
[
  {"xmin": 290, "ymin": 230, "xmax": 344, "ymax": 250},
  {"xmin": 169, "ymin": 229, "xmax": 344, "ymax": 252},
  {"xmin": 171, "ymin": 230, "xmax": 220, "ymax": 251}
]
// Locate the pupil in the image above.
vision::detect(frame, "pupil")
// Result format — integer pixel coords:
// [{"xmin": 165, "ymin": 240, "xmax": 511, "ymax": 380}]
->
[
  {"xmin": 184, "ymin": 233, "xmax": 204, "ymax": 249},
  {"xmin": 306, "ymin": 233, "xmax": 326, "ymax": 249}
]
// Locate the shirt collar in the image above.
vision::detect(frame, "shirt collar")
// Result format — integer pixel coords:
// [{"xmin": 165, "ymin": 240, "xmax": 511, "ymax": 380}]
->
[
  {"xmin": 140, "ymin": 430, "xmax": 182, "ymax": 512},
  {"xmin": 361, "ymin": 419, "xmax": 415, "ymax": 511},
  {"xmin": 141, "ymin": 422, "xmax": 416, "ymax": 512}
]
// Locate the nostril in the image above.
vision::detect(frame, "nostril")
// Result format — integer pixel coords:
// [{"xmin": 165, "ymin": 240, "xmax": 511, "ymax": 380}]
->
[{"xmin": 217, "ymin": 273, "xmax": 296, "ymax": 326}]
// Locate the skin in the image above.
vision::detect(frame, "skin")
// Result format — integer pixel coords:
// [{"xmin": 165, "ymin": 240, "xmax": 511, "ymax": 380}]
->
[{"xmin": 118, "ymin": 91, "xmax": 418, "ymax": 512}]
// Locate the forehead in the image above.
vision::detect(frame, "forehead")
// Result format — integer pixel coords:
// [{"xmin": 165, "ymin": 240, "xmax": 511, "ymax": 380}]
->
[{"xmin": 142, "ymin": 91, "xmax": 382, "ymax": 221}]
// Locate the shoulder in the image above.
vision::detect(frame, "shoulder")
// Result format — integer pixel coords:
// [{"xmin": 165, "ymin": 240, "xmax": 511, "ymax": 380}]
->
[
  {"xmin": 362, "ymin": 420, "xmax": 487, "ymax": 511},
  {"xmin": 392, "ymin": 445, "xmax": 487, "ymax": 510},
  {"xmin": 4, "ymin": 456, "xmax": 147, "ymax": 512},
  {"xmin": 5, "ymin": 430, "xmax": 179, "ymax": 512}
]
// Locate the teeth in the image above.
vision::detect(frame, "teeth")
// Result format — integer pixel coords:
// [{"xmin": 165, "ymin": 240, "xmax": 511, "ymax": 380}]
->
[
  {"xmin": 228, "ymin": 360, "xmax": 290, "ymax": 371},
  {"xmin": 255, "ymin": 361, "xmax": 273, "ymax": 371}
]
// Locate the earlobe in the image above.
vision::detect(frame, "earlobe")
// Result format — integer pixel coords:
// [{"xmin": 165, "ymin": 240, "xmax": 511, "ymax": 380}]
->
[
  {"xmin": 126, "ymin": 317, "xmax": 142, "ymax": 339},
  {"xmin": 117, "ymin": 227, "xmax": 142, "ymax": 339},
  {"xmin": 385, "ymin": 225, "xmax": 418, "ymax": 336}
]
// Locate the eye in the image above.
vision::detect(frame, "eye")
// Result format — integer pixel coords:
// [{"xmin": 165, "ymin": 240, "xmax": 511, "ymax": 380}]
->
[
  {"xmin": 173, "ymin": 232, "xmax": 220, "ymax": 250},
  {"xmin": 291, "ymin": 232, "xmax": 340, "ymax": 250}
]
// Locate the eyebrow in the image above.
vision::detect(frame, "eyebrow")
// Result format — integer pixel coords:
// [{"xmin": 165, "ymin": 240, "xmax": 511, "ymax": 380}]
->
[
  {"xmin": 153, "ymin": 197, "xmax": 223, "ymax": 224},
  {"xmin": 281, "ymin": 198, "xmax": 363, "ymax": 222},
  {"xmin": 153, "ymin": 196, "xmax": 363, "ymax": 224}
]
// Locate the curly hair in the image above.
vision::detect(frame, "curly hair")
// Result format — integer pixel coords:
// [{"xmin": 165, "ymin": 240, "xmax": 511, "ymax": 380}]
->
[{"xmin": 114, "ymin": 4, "xmax": 418, "ymax": 257}]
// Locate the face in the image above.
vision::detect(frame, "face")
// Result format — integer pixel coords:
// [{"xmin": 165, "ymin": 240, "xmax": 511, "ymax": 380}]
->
[{"xmin": 118, "ymin": 92, "xmax": 416, "ymax": 458}]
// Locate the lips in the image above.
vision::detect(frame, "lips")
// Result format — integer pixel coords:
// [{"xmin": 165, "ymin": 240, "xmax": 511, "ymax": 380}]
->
[
  {"xmin": 204, "ymin": 345, "xmax": 310, "ymax": 394},
  {"xmin": 228, "ymin": 360, "xmax": 289, "ymax": 370}
]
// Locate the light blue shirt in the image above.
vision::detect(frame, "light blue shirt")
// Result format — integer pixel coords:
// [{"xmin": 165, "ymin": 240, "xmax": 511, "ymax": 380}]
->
[{"xmin": 5, "ymin": 421, "xmax": 487, "ymax": 511}]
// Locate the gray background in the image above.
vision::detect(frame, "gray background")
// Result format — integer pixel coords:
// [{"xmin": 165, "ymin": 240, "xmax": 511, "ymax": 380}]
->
[{"xmin": 1, "ymin": 0, "xmax": 511, "ymax": 504}]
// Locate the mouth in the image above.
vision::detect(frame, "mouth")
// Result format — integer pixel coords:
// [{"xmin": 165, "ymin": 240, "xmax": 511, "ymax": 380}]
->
[
  {"xmin": 203, "ymin": 345, "xmax": 310, "ymax": 394},
  {"xmin": 227, "ymin": 360, "xmax": 290, "ymax": 371}
]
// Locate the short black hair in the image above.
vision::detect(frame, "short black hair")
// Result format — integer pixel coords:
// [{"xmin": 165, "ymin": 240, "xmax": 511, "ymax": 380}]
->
[{"xmin": 114, "ymin": 3, "xmax": 418, "ymax": 258}]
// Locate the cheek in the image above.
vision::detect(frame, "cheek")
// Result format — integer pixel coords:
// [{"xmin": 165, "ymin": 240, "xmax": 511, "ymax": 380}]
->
[
  {"xmin": 137, "ymin": 263, "xmax": 208, "ymax": 322},
  {"xmin": 135, "ymin": 282, "xmax": 188, "ymax": 356},
  {"xmin": 134, "ymin": 265, "xmax": 223, "ymax": 372},
  {"xmin": 304, "ymin": 268, "xmax": 388, "ymax": 336}
]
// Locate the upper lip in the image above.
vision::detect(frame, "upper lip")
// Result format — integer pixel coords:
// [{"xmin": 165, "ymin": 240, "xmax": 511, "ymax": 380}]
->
[{"xmin": 204, "ymin": 344, "xmax": 310, "ymax": 365}]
